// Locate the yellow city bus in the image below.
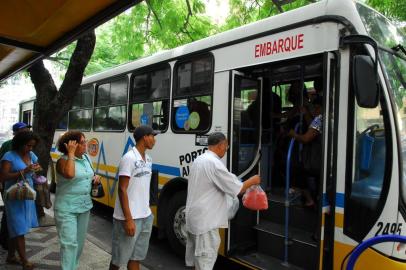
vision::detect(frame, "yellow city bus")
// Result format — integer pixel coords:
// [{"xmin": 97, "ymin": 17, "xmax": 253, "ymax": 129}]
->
[{"xmin": 23, "ymin": 0, "xmax": 406, "ymax": 269}]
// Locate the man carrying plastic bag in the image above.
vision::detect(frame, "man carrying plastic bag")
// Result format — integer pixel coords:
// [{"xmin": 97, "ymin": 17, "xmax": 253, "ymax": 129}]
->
[
  {"xmin": 185, "ymin": 132, "xmax": 261, "ymax": 270},
  {"xmin": 242, "ymin": 185, "xmax": 269, "ymax": 210}
]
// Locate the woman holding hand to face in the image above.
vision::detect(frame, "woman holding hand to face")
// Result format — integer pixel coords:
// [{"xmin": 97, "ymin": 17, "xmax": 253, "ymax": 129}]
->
[{"xmin": 54, "ymin": 131, "xmax": 100, "ymax": 270}]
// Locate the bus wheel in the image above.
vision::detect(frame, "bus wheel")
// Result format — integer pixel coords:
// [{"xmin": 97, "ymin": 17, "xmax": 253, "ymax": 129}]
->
[{"xmin": 165, "ymin": 190, "xmax": 187, "ymax": 257}]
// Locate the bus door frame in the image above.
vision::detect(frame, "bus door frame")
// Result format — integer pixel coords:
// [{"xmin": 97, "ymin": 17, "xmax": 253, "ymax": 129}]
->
[
  {"xmin": 227, "ymin": 70, "xmax": 263, "ymax": 253},
  {"xmin": 321, "ymin": 51, "xmax": 339, "ymax": 270}
]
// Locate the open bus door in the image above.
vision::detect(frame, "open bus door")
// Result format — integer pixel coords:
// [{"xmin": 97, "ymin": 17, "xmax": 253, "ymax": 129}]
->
[
  {"xmin": 227, "ymin": 71, "xmax": 262, "ymax": 255},
  {"xmin": 228, "ymin": 54, "xmax": 336, "ymax": 269}
]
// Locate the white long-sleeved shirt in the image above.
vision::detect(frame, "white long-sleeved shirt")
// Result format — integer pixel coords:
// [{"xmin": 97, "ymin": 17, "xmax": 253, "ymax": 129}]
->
[{"xmin": 185, "ymin": 150, "xmax": 243, "ymax": 235}]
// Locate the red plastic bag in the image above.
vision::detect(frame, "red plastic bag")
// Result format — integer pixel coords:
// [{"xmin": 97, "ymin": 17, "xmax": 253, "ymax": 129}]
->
[{"xmin": 242, "ymin": 185, "xmax": 268, "ymax": 210}]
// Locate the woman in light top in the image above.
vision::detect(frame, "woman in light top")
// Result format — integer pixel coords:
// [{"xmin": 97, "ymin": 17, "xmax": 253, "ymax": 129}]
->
[{"xmin": 54, "ymin": 131, "xmax": 100, "ymax": 270}]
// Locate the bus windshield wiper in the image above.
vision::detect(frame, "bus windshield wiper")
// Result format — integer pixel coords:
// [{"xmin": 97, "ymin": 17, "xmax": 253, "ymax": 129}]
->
[{"xmin": 392, "ymin": 44, "xmax": 406, "ymax": 56}]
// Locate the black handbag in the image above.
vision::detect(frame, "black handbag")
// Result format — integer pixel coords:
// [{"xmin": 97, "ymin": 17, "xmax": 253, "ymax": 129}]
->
[
  {"xmin": 91, "ymin": 182, "xmax": 105, "ymax": 198},
  {"xmin": 84, "ymin": 154, "xmax": 105, "ymax": 198}
]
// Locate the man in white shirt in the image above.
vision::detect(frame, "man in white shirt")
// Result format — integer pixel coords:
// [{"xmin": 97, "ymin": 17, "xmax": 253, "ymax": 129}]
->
[
  {"xmin": 110, "ymin": 126, "xmax": 158, "ymax": 270},
  {"xmin": 185, "ymin": 132, "xmax": 261, "ymax": 270}
]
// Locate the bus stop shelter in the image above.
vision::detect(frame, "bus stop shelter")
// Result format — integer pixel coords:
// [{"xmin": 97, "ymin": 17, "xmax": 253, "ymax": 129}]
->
[{"xmin": 0, "ymin": 0, "xmax": 141, "ymax": 82}]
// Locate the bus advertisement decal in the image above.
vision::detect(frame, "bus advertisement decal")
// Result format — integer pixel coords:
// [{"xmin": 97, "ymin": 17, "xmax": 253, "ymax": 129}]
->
[
  {"xmin": 179, "ymin": 148, "xmax": 208, "ymax": 177},
  {"xmin": 87, "ymin": 138, "xmax": 99, "ymax": 157}
]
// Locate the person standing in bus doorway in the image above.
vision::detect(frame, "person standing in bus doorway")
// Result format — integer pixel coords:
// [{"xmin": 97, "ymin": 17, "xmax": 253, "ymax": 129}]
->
[
  {"xmin": 110, "ymin": 125, "xmax": 158, "ymax": 270},
  {"xmin": 185, "ymin": 132, "xmax": 261, "ymax": 270},
  {"xmin": 0, "ymin": 122, "xmax": 31, "ymax": 251},
  {"xmin": 288, "ymin": 96, "xmax": 323, "ymax": 208}
]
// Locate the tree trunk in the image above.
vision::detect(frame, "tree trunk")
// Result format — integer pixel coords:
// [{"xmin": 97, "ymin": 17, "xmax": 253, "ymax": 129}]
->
[{"xmin": 28, "ymin": 31, "xmax": 96, "ymax": 176}]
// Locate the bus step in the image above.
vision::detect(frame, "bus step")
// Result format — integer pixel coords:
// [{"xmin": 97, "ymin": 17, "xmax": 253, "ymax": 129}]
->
[
  {"xmin": 254, "ymin": 220, "xmax": 318, "ymax": 270},
  {"xmin": 234, "ymin": 251, "xmax": 304, "ymax": 270},
  {"xmin": 261, "ymin": 193, "xmax": 317, "ymax": 232}
]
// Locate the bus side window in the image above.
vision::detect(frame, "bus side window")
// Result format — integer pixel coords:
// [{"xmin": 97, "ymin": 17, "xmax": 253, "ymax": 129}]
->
[
  {"xmin": 68, "ymin": 85, "xmax": 94, "ymax": 131},
  {"xmin": 129, "ymin": 64, "xmax": 170, "ymax": 132},
  {"xmin": 344, "ymin": 96, "xmax": 392, "ymax": 240},
  {"xmin": 56, "ymin": 114, "xmax": 68, "ymax": 130},
  {"xmin": 93, "ymin": 78, "xmax": 128, "ymax": 132},
  {"xmin": 172, "ymin": 54, "xmax": 213, "ymax": 133}
]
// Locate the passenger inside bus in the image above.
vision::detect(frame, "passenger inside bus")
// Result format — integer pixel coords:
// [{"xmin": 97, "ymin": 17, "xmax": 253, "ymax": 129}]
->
[
  {"xmin": 288, "ymin": 96, "xmax": 323, "ymax": 207},
  {"xmin": 273, "ymin": 81, "xmax": 312, "ymax": 129}
]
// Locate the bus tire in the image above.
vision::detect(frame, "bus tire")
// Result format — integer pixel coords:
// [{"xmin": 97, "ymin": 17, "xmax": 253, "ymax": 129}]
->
[{"xmin": 165, "ymin": 190, "xmax": 187, "ymax": 257}]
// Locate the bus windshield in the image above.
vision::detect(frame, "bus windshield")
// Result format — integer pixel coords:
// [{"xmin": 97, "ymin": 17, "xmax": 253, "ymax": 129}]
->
[
  {"xmin": 380, "ymin": 50, "xmax": 406, "ymax": 205},
  {"xmin": 356, "ymin": 3, "xmax": 406, "ymax": 203},
  {"xmin": 356, "ymin": 3, "xmax": 405, "ymax": 48}
]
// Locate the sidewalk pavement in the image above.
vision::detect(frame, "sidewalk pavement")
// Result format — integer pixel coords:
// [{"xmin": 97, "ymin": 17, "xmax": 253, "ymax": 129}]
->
[{"xmin": 0, "ymin": 197, "xmax": 150, "ymax": 269}]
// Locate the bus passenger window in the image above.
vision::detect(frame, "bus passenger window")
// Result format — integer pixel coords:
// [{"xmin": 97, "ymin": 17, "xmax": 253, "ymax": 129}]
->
[
  {"xmin": 129, "ymin": 65, "xmax": 170, "ymax": 131},
  {"xmin": 68, "ymin": 85, "xmax": 94, "ymax": 131},
  {"xmin": 94, "ymin": 78, "xmax": 128, "ymax": 131},
  {"xmin": 68, "ymin": 109, "xmax": 92, "ymax": 131},
  {"xmin": 172, "ymin": 54, "xmax": 213, "ymax": 133},
  {"xmin": 344, "ymin": 98, "xmax": 392, "ymax": 240},
  {"xmin": 56, "ymin": 114, "xmax": 68, "ymax": 130}
]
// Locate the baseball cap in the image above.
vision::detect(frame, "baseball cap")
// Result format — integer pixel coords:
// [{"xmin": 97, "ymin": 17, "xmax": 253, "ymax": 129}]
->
[
  {"xmin": 12, "ymin": 122, "xmax": 32, "ymax": 132},
  {"xmin": 133, "ymin": 125, "xmax": 159, "ymax": 141}
]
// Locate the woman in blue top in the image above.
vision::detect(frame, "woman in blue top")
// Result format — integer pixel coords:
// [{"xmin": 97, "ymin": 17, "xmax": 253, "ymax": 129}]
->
[
  {"xmin": 55, "ymin": 131, "xmax": 100, "ymax": 270},
  {"xmin": 0, "ymin": 131, "xmax": 41, "ymax": 270}
]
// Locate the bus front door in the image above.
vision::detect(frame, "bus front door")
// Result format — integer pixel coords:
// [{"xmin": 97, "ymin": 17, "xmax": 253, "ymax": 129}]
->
[{"xmin": 227, "ymin": 71, "xmax": 262, "ymax": 255}]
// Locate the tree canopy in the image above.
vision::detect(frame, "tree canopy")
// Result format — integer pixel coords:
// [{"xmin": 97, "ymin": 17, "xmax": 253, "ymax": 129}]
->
[
  {"xmin": 366, "ymin": 0, "xmax": 406, "ymax": 21},
  {"xmin": 51, "ymin": 0, "xmax": 405, "ymax": 79}
]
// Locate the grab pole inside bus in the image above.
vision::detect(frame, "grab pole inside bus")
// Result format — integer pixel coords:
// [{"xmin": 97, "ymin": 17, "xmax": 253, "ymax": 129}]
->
[{"xmin": 282, "ymin": 122, "xmax": 301, "ymax": 267}]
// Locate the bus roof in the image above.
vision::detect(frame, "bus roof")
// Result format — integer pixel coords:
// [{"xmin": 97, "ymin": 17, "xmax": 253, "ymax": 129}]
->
[{"xmin": 82, "ymin": 0, "xmax": 369, "ymax": 85}]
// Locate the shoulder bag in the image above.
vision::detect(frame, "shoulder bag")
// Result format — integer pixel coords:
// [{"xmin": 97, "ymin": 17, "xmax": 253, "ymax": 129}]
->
[
  {"xmin": 84, "ymin": 155, "xmax": 105, "ymax": 198},
  {"xmin": 4, "ymin": 171, "xmax": 36, "ymax": 200}
]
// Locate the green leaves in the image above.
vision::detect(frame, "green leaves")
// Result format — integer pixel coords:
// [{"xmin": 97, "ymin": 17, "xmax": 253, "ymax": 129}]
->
[
  {"xmin": 80, "ymin": 0, "xmax": 218, "ymax": 75},
  {"xmin": 367, "ymin": 0, "xmax": 406, "ymax": 21},
  {"xmin": 57, "ymin": 0, "xmax": 404, "ymax": 76}
]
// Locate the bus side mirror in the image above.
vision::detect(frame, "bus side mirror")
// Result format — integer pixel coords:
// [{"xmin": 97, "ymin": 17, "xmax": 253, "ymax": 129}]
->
[
  {"xmin": 353, "ymin": 55, "xmax": 379, "ymax": 108},
  {"xmin": 340, "ymin": 35, "xmax": 380, "ymax": 108}
]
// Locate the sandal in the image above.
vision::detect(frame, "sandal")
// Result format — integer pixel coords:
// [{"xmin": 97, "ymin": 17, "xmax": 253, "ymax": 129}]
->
[
  {"xmin": 22, "ymin": 261, "xmax": 35, "ymax": 270},
  {"xmin": 6, "ymin": 255, "xmax": 22, "ymax": 265}
]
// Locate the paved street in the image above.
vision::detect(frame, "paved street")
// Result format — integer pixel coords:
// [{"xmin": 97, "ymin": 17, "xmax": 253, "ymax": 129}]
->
[
  {"xmin": 0, "ymin": 197, "xmax": 149, "ymax": 270},
  {"xmin": 0, "ymin": 195, "xmax": 246, "ymax": 270}
]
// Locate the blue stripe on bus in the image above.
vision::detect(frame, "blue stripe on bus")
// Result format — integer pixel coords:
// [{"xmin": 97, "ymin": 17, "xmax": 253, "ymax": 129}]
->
[
  {"xmin": 152, "ymin": 164, "xmax": 181, "ymax": 177},
  {"xmin": 322, "ymin": 193, "xmax": 345, "ymax": 208},
  {"xmin": 322, "ymin": 193, "xmax": 329, "ymax": 207},
  {"xmin": 336, "ymin": 193, "xmax": 345, "ymax": 208}
]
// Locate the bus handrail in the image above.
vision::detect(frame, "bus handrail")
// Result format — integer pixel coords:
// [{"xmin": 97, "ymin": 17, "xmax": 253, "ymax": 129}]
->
[
  {"xmin": 282, "ymin": 122, "xmax": 301, "ymax": 266},
  {"xmin": 346, "ymin": 234, "xmax": 406, "ymax": 270}
]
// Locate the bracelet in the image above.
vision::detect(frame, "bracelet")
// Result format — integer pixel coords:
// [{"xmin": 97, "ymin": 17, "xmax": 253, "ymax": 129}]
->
[{"xmin": 67, "ymin": 157, "xmax": 75, "ymax": 161}]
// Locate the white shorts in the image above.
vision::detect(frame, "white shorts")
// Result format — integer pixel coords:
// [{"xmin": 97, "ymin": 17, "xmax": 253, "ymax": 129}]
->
[{"xmin": 185, "ymin": 229, "xmax": 221, "ymax": 270}]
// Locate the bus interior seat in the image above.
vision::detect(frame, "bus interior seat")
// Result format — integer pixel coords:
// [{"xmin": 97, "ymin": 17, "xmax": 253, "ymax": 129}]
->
[{"xmin": 351, "ymin": 129, "xmax": 385, "ymax": 209}]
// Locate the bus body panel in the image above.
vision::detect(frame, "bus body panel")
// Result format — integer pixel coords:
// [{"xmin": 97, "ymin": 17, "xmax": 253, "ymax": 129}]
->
[
  {"xmin": 24, "ymin": 0, "xmax": 404, "ymax": 269},
  {"xmin": 213, "ymin": 23, "xmax": 341, "ymax": 73}
]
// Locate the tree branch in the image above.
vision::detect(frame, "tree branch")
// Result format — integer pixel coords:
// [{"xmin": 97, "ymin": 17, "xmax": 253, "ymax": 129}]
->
[
  {"xmin": 58, "ymin": 31, "xmax": 96, "ymax": 101},
  {"xmin": 272, "ymin": 0, "xmax": 284, "ymax": 13},
  {"xmin": 182, "ymin": 0, "xmax": 194, "ymax": 40},
  {"xmin": 146, "ymin": 0, "xmax": 162, "ymax": 29},
  {"xmin": 28, "ymin": 61, "xmax": 57, "ymax": 98}
]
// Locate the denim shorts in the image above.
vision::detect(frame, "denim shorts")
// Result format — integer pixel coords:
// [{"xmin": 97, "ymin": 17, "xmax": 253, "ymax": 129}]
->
[{"xmin": 111, "ymin": 214, "xmax": 154, "ymax": 266}]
